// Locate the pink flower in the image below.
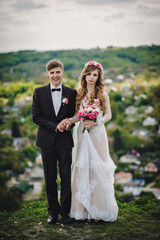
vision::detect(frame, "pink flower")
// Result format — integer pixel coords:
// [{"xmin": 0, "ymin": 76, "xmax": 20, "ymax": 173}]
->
[
  {"xmin": 62, "ymin": 97, "xmax": 69, "ymax": 105},
  {"xmin": 94, "ymin": 98, "xmax": 100, "ymax": 105},
  {"xmin": 96, "ymin": 98, "xmax": 100, "ymax": 104},
  {"xmin": 88, "ymin": 61, "xmax": 94, "ymax": 65},
  {"xmin": 65, "ymin": 98, "xmax": 69, "ymax": 103},
  {"xmin": 76, "ymin": 103, "xmax": 100, "ymax": 132},
  {"xmin": 84, "ymin": 61, "xmax": 103, "ymax": 72}
]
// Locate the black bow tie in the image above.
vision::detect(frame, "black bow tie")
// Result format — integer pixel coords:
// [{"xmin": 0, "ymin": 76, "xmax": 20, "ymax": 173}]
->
[{"xmin": 52, "ymin": 88, "xmax": 61, "ymax": 92}]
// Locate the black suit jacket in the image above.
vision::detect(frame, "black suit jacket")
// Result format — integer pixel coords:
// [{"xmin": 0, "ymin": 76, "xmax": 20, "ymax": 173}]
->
[{"xmin": 32, "ymin": 83, "xmax": 77, "ymax": 149}]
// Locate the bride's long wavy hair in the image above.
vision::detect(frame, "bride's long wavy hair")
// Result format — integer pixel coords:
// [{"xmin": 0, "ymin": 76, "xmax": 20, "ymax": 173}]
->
[{"xmin": 76, "ymin": 65, "xmax": 106, "ymax": 112}]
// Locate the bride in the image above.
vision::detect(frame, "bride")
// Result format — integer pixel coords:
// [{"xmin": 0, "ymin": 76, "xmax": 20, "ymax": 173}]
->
[{"xmin": 62, "ymin": 61, "xmax": 118, "ymax": 222}]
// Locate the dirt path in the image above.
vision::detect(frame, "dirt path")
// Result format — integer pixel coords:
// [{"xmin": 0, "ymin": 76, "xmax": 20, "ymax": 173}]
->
[{"xmin": 142, "ymin": 182, "xmax": 160, "ymax": 199}]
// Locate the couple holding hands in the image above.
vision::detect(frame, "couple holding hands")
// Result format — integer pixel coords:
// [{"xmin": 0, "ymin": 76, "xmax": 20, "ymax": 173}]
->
[{"xmin": 32, "ymin": 59, "xmax": 118, "ymax": 224}]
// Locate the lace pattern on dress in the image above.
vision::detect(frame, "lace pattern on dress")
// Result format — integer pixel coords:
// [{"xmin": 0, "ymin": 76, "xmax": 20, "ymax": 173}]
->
[{"xmin": 70, "ymin": 93, "xmax": 118, "ymax": 222}]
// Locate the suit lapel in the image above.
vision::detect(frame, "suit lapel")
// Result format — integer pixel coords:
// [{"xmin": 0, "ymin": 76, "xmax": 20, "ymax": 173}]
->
[
  {"xmin": 57, "ymin": 84, "xmax": 68, "ymax": 117},
  {"xmin": 46, "ymin": 83, "xmax": 56, "ymax": 118}
]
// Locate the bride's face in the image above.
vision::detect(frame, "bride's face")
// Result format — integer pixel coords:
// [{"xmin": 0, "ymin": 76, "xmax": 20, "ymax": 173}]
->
[{"xmin": 85, "ymin": 69, "xmax": 99, "ymax": 86}]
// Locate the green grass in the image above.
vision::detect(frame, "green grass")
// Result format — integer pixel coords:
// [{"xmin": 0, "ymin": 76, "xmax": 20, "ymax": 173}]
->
[{"xmin": 0, "ymin": 196, "xmax": 160, "ymax": 240}]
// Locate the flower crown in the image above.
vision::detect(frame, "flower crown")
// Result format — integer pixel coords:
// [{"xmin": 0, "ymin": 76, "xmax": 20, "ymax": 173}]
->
[{"xmin": 84, "ymin": 60, "xmax": 103, "ymax": 71}]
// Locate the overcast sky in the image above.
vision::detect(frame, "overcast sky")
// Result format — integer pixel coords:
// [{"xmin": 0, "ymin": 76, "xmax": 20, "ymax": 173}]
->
[{"xmin": 0, "ymin": 0, "xmax": 160, "ymax": 52}]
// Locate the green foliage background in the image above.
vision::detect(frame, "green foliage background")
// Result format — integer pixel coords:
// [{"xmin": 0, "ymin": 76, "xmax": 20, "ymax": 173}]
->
[
  {"xmin": 0, "ymin": 45, "xmax": 160, "ymax": 83},
  {"xmin": 0, "ymin": 45, "xmax": 160, "ymax": 214}
]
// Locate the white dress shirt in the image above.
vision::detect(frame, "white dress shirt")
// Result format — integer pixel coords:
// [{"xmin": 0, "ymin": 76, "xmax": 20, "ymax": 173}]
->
[{"xmin": 50, "ymin": 83, "xmax": 62, "ymax": 116}]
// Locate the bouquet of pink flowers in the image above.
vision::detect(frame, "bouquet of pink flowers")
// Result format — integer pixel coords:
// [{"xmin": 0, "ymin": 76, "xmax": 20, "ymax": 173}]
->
[{"xmin": 77, "ymin": 98, "xmax": 100, "ymax": 132}]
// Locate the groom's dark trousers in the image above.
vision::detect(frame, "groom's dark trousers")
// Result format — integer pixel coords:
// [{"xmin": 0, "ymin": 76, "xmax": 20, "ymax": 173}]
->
[{"xmin": 32, "ymin": 83, "xmax": 76, "ymax": 216}]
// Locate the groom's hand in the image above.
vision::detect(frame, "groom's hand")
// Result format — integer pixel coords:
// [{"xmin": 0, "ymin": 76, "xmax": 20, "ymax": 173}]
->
[
  {"xmin": 57, "ymin": 119, "xmax": 68, "ymax": 132},
  {"xmin": 56, "ymin": 122, "xmax": 65, "ymax": 132},
  {"xmin": 61, "ymin": 118, "xmax": 72, "ymax": 130},
  {"xmin": 64, "ymin": 118, "xmax": 72, "ymax": 130},
  {"xmin": 57, "ymin": 118, "xmax": 72, "ymax": 132}
]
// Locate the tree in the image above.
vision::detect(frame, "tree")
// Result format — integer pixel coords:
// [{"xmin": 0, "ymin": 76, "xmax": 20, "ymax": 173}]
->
[
  {"xmin": 12, "ymin": 121, "xmax": 21, "ymax": 137},
  {"xmin": 0, "ymin": 134, "xmax": 12, "ymax": 148},
  {"xmin": 113, "ymin": 129, "xmax": 141, "ymax": 155},
  {"xmin": 0, "ymin": 146, "xmax": 25, "ymax": 174},
  {"xmin": 150, "ymin": 84, "xmax": 160, "ymax": 124},
  {"xmin": 22, "ymin": 145, "xmax": 37, "ymax": 163},
  {"xmin": 0, "ymin": 185, "xmax": 22, "ymax": 212},
  {"xmin": 113, "ymin": 129, "xmax": 125, "ymax": 152}
]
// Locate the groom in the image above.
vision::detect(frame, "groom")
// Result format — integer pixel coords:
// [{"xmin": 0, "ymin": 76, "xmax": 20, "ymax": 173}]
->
[{"xmin": 32, "ymin": 59, "xmax": 76, "ymax": 224}]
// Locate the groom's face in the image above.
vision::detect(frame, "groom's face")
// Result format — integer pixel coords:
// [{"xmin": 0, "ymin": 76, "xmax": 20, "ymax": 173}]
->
[{"xmin": 47, "ymin": 67, "xmax": 64, "ymax": 87}]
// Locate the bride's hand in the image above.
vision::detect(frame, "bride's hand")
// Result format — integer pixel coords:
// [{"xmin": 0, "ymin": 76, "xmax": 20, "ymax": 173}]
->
[{"xmin": 84, "ymin": 120, "xmax": 97, "ymax": 129}]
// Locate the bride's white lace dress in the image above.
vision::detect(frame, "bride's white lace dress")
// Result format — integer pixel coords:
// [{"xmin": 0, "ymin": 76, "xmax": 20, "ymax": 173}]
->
[{"xmin": 70, "ymin": 92, "xmax": 118, "ymax": 222}]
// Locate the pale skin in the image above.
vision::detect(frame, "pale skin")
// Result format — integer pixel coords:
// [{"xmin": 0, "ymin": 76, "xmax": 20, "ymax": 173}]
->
[
  {"xmin": 82, "ymin": 69, "xmax": 99, "ymax": 130},
  {"xmin": 61, "ymin": 69, "xmax": 100, "ymax": 131},
  {"xmin": 46, "ymin": 67, "xmax": 68, "ymax": 132}
]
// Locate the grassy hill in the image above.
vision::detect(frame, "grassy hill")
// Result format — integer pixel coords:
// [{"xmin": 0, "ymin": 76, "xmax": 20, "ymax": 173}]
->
[
  {"xmin": 0, "ymin": 45, "xmax": 160, "ymax": 83},
  {"xmin": 0, "ymin": 196, "xmax": 160, "ymax": 240},
  {"xmin": 0, "ymin": 46, "xmax": 160, "ymax": 240}
]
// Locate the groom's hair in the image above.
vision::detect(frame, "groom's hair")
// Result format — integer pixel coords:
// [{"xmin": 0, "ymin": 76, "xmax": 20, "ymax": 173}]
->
[{"xmin": 46, "ymin": 59, "xmax": 64, "ymax": 71}]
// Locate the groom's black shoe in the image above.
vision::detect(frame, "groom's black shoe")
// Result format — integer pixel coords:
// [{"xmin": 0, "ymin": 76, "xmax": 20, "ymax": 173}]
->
[
  {"xmin": 62, "ymin": 214, "xmax": 71, "ymax": 224},
  {"xmin": 47, "ymin": 215, "xmax": 58, "ymax": 224}
]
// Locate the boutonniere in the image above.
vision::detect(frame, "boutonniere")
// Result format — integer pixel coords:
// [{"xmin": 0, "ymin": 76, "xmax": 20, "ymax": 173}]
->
[{"xmin": 62, "ymin": 96, "xmax": 69, "ymax": 106}]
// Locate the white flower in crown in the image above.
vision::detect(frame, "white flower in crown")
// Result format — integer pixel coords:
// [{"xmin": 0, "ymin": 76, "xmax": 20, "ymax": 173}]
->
[{"xmin": 84, "ymin": 60, "xmax": 103, "ymax": 71}]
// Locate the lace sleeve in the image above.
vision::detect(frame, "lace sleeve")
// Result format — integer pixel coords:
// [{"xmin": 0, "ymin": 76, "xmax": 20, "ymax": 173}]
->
[
  {"xmin": 97, "ymin": 91, "xmax": 112, "ymax": 126},
  {"xmin": 70, "ymin": 114, "xmax": 79, "ymax": 124}
]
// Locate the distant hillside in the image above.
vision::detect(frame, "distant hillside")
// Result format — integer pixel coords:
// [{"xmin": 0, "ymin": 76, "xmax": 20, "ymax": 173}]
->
[{"xmin": 0, "ymin": 45, "xmax": 160, "ymax": 83}]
